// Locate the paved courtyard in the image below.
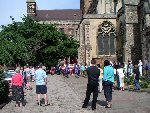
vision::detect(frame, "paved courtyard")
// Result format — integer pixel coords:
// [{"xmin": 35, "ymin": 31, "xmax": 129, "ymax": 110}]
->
[{"xmin": 0, "ymin": 74, "xmax": 150, "ymax": 113}]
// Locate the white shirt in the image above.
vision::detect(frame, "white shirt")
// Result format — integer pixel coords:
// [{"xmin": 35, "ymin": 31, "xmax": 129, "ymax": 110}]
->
[{"xmin": 117, "ymin": 68, "xmax": 125, "ymax": 78}]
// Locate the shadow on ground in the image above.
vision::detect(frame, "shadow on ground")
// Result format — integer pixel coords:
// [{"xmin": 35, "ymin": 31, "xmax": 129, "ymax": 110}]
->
[
  {"xmin": 0, "ymin": 96, "xmax": 12, "ymax": 109},
  {"xmin": 0, "ymin": 95, "xmax": 28, "ymax": 109},
  {"xmin": 97, "ymin": 100, "xmax": 107, "ymax": 107}
]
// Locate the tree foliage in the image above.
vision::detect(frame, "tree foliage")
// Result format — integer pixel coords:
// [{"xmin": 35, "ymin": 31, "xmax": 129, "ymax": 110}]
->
[{"xmin": 0, "ymin": 16, "xmax": 79, "ymax": 66}]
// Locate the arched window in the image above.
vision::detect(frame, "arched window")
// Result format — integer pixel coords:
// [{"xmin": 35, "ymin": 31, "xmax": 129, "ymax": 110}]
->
[{"xmin": 97, "ymin": 20, "xmax": 116, "ymax": 55}]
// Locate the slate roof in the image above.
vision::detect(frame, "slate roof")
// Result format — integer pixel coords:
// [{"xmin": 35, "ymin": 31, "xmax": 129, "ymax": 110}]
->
[{"xmin": 36, "ymin": 9, "xmax": 82, "ymax": 21}]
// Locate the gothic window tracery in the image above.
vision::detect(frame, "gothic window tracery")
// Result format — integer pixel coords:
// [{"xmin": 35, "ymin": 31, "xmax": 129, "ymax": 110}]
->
[{"xmin": 97, "ymin": 21, "xmax": 116, "ymax": 55}]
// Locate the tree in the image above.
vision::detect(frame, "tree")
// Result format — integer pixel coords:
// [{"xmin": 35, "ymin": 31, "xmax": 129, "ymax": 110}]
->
[{"xmin": 0, "ymin": 16, "xmax": 79, "ymax": 66}]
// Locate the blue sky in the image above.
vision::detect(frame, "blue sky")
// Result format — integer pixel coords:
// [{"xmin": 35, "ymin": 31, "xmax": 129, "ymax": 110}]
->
[{"xmin": 0, "ymin": 0, "xmax": 80, "ymax": 26}]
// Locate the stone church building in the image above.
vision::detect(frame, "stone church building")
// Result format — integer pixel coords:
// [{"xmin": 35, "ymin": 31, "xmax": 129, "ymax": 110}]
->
[{"xmin": 26, "ymin": 0, "xmax": 150, "ymax": 65}]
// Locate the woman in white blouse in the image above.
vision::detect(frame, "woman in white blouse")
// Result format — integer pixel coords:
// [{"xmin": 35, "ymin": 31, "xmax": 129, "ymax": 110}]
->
[{"xmin": 117, "ymin": 64, "xmax": 125, "ymax": 91}]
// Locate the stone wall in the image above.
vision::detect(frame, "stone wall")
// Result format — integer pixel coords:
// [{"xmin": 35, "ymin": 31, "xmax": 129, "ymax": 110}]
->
[
  {"xmin": 116, "ymin": 7, "xmax": 126, "ymax": 63},
  {"xmin": 116, "ymin": 1, "xmax": 142, "ymax": 63},
  {"xmin": 143, "ymin": 27, "xmax": 150, "ymax": 62},
  {"xmin": 138, "ymin": 0, "xmax": 150, "ymax": 62},
  {"xmin": 80, "ymin": 0, "xmax": 92, "ymax": 14},
  {"xmin": 26, "ymin": 0, "xmax": 36, "ymax": 17},
  {"xmin": 78, "ymin": 20, "xmax": 91, "ymax": 65},
  {"xmin": 78, "ymin": 14, "xmax": 117, "ymax": 65},
  {"xmin": 78, "ymin": 23, "xmax": 85, "ymax": 65},
  {"xmin": 117, "ymin": 0, "xmax": 150, "ymax": 64},
  {"xmin": 87, "ymin": 0, "xmax": 98, "ymax": 14},
  {"xmin": 124, "ymin": 0, "xmax": 140, "ymax": 5},
  {"xmin": 39, "ymin": 20, "xmax": 80, "ymax": 40}
]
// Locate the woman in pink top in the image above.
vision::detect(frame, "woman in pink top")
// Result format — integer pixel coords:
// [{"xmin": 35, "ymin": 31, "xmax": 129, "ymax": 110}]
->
[{"xmin": 12, "ymin": 67, "xmax": 24, "ymax": 107}]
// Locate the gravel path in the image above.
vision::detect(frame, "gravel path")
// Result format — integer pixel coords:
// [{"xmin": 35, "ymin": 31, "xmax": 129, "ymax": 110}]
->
[
  {"xmin": 0, "ymin": 75, "xmax": 91, "ymax": 113},
  {"xmin": 0, "ymin": 74, "xmax": 150, "ymax": 113}
]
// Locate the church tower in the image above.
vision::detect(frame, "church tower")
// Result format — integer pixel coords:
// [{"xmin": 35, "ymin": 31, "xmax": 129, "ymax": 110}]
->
[
  {"xmin": 80, "ymin": 0, "xmax": 93, "ymax": 14},
  {"xmin": 96, "ymin": 0, "xmax": 123, "ymax": 14},
  {"xmin": 78, "ymin": 0, "xmax": 122, "ymax": 65},
  {"xmin": 26, "ymin": 0, "xmax": 36, "ymax": 17}
]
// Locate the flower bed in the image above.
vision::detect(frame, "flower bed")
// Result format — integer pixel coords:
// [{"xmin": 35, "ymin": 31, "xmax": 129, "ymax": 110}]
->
[{"xmin": 124, "ymin": 75, "xmax": 150, "ymax": 89}]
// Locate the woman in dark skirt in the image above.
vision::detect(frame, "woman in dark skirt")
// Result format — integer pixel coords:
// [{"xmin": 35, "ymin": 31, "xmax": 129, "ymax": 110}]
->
[{"xmin": 12, "ymin": 67, "xmax": 24, "ymax": 107}]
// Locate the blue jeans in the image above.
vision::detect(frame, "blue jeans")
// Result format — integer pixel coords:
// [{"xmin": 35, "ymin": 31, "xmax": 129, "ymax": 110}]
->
[{"xmin": 134, "ymin": 79, "xmax": 140, "ymax": 90}]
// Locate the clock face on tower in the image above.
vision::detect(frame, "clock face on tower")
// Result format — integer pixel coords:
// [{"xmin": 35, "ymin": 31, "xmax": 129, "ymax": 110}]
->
[
  {"xmin": 28, "ymin": 4, "xmax": 35, "ymax": 9},
  {"xmin": 27, "ymin": 3, "xmax": 35, "ymax": 13}
]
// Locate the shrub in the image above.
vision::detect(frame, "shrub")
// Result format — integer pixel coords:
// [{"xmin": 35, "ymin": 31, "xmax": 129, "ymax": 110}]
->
[
  {"xmin": 0, "ymin": 80, "xmax": 9, "ymax": 102},
  {"xmin": 124, "ymin": 75, "xmax": 134, "ymax": 85},
  {"xmin": 0, "ymin": 69, "xmax": 9, "ymax": 103},
  {"xmin": 124, "ymin": 75, "xmax": 150, "ymax": 89},
  {"xmin": 139, "ymin": 76, "xmax": 150, "ymax": 89}
]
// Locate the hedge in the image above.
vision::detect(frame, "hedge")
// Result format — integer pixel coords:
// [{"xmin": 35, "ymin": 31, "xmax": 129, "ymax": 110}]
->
[{"xmin": 0, "ymin": 70, "xmax": 9, "ymax": 103}]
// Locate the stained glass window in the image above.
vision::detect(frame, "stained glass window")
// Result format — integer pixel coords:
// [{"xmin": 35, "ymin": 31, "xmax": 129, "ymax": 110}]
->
[
  {"xmin": 98, "ymin": 33, "xmax": 104, "ymax": 55},
  {"xmin": 104, "ymin": 34, "xmax": 109, "ymax": 55},
  {"xmin": 110, "ymin": 33, "xmax": 115, "ymax": 54},
  {"xmin": 97, "ymin": 21, "xmax": 116, "ymax": 55}
]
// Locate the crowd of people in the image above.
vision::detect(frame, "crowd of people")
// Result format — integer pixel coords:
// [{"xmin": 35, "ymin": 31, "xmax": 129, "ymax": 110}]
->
[
  {"xmin": 50, "ymin": 63, "xmax": 88, "ymax": 78},
  {"xmin": 49, "ymin": 59, "xmax": 150, "ymax": 92},
  {"xmin": 11, "ymin": 64, "xmax": 48, "ymax": 107},
  {"xmin": 82, "ymin": 59, "xmax": 150, "ymax": 110},
  {"xmin": 9, "ymin": 59, "xmax": 150, "ymax": 110}
]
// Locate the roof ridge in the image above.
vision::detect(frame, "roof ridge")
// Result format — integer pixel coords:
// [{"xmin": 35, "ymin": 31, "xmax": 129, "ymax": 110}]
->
[
  {"xmin": 36, "ymin": 9, "xmax": 82, "ymax": 21},
  {"xmin": 37, "ymin": 9, "xmax": 81, "ymax": 11}
]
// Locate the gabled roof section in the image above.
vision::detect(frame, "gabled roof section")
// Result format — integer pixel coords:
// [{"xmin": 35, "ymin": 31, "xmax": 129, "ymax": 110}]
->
[{"xmin": 36, "ymin": 9, "xmax": 82, "ymax": 21}]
